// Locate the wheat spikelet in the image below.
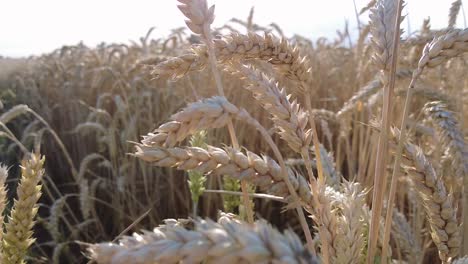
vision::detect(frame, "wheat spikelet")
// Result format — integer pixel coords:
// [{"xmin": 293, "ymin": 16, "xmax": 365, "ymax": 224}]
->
[
  {"xmin": 412, "ymin": 28, "xmax": 468, "ymax": 82},
  {"xmin": 89, "ymin": 216, "xmax": 318, "ymax": 264},
  {"xmin": 369, "ymin": 0, "xmax": 404, "ymax": 73},
  {"xmin": 79, "ymin": 179, "xmax": 91, "ymax": 219},
  {"xmin": 0, "ymin": 165, "xmax": 8, "ymax": 255},
  {"xmin": 392, "ymin": 209, "xmax": 421, "ymax": 262},
  {"xmin": 333, "ymin": 182, "xmax": 367, "ymax": 264},
  {"xmin": 177, "ymin": 0, "xmax": 215, "ymax": 39},
  {"xmin": 454, "ymin": 256, "xmax": 468, "ymax": 263},
  {"xmin": 134, "ymin": 144, "xmax": 312, "ymax": 205},
  {"xmin": 312, "ymin": 180, "xmax": 339, "ymax": 260},
  {"xmin": 314, "ymin": 145, "xmax": 341, "ymax": 189},
  {"xmin": 423, "ymin": 101, "xmax": 468, "ymax": 182},
  {"xmin": 152, "ymin": 33, "xmax": 312, "ymax": 91},
  {"xmin": 226, "ymin": 63, "xmax": 311, "ymax": 152},
  {"xmin": 396, "ymin": 86, "xmax": 455, "ymax": 107},
  {"xmin": 337, "ymin": 69, "xmax": 411, "ymax": 118},
  {"xmin": 141, "ymin": 96, "xmax": 249, "ymax": 148},
  {"xmin": 48, "ymin": 195, "xmax": 68, "ymax": 242},
  {"xmin": 449, "ymin": 0, "xmax": 462, "ymax": 28},
  {"xmin": 337, "ymin": 76, "xmax": 382, "ymax": 117},
  {"xmin": 359, "ymin": 0, "xmax": 377, "ymax": 15},
  {"xmin": 2, "ymin": 152, "xmax": 45, "ymax": 264},
  {"xmin": 392, "ymin": 129, "xmax": 460, "ymax": 262},
  {"xmin": 0, "ymin": 104, "xmax": 30, "ymax": 124},
  {"xmin": 72, "ymin": 122, "xmax": 107, "ymax": 135}
]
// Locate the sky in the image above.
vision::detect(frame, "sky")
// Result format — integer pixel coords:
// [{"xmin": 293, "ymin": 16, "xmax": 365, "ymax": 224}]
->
[{"xmin": 0, "ymin": 0, "xmax": 466, "ymax": 57}]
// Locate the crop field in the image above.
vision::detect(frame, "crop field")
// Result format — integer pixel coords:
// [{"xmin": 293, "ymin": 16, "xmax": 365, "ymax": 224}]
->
[{"xmin": 0, "ymin": 0, "xmax": 467, "ymax": 263}]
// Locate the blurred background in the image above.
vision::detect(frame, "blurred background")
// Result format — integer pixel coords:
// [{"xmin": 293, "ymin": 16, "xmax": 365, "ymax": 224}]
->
[
  {"xmin": 1, "ymin": 0, "xmax": 466, "ymax": 57},
  {"xmin": 0, "ymin": 0, "xmax": 467, "ymax": 263}
]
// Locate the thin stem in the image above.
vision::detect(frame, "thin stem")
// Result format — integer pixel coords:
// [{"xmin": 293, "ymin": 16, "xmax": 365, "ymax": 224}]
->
[
  {"xmin": 203, "ymin": 189, "xmax": 285, "ymax": 202},
  {"xmin": 381, "ymin": 87, "xmax": 414, "ymax": 260}
]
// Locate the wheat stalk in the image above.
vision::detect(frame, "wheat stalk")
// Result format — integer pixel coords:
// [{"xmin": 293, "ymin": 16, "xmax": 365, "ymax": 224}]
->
[
  {"xmin": 368, "ymin": 0, "xmax": 405, "ymax": 261},
  {"xmin": 89, "ymin": 216, "xmax": 318, "ymax": 264}
]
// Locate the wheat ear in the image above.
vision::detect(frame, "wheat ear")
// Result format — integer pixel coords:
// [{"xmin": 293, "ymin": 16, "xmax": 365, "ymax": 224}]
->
[
  {"xmin": 423, "ymin": 101, "xmax": 468, "ymax": 254},
  {"xmin": 135, "ymin": 144, "xmax": 312, "ymax": 205},
  {"xmin": 333, "ymin": 182, "xmax": 367, "ymax": 264},
  {"xmin": 152, "ymin": 33, "xmax": 312, "ymax": 89},
  {"xmin": 141, "ymin": 96, "xmax": 248, "ymax": 147},
  {"xmin": 225, "ymin": 63, "xmax": 311, "ymax": 153},
  {"xmin": 392, "ymin": 129, "xmax": 460, "ymax": 263},
  {"xmin": 449, "ymin": 0, "xmax": 463, "ymax": 28},
  {"xmin": 0, "ymin": 165, "xmax": 8, "ymax": 255},
  {"xmin": 454, "ymin": 256, "xmax": 468, "ymax": 263},
  {"xmin": 89, "ymin": 216, "xmax": 318, "ymax": 264},
  {"xmin": 392, "ymin": 209, "xmax": 421, "ymax": 263},
  {"xmin": 411, "ymin": 28, "xmax": 468, "ymax": 85},
  {"xmin": 2, "ymin": 152, "xmax": 45, "ymax": 264},
  {"xmin": 423, "ymin": 101, "xmax": 468, "ymax": 183}
]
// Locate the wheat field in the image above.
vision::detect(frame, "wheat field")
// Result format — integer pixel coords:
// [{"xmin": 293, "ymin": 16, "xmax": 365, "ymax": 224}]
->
[{"xmin": 0, "ymin": 0, "xmax": 467, "ymax": 263}]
